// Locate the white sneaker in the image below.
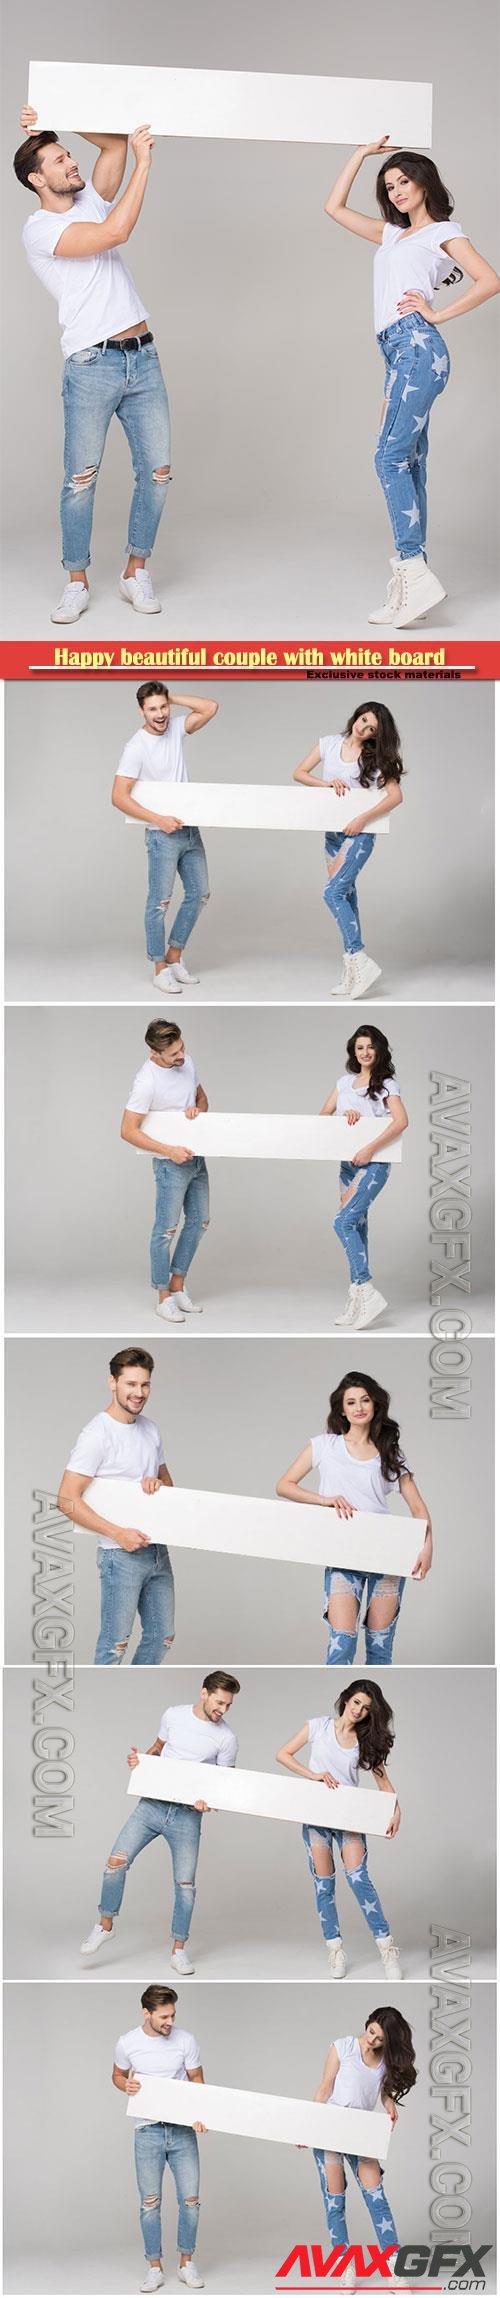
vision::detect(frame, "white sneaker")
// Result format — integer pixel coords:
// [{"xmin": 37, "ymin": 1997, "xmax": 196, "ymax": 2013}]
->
[
  {"xmin": 327, "ymin": 1939, "xmax": 347, "ymax": 1978},
  {"xmin": 330, "ymin": 955, "xmax": 353, "ymax": 998},
  {"xmin": 349, "ymin": 1282, "xmax": 387, "ymax": 1331},
  {"xmin": 334, "ymin": 1286, "xmax": 357, "ymax": 1327},
  {"xmin": 171, "ymin": 1944, "xmax": 195, "ymax": 1974},
  {"xmin": 120, "ymin": 567, "xmax": 162, "ymax": 613},
  {"xmin": 153, "ymin": 965, "xmax": 182, "ymax": 994},
  {"xmin": 175, "ymin": 1289, "xmax": 203, "ymax": 1315},
  {"xmin": 348, "ymin": 952, "xmax": 382, "ymax": 999},
  {"xmin": 178, "ymin": 2262, "xmax": 204, "ymax": 2289},
  {"xmin": 51, "ymin": 580, "xmax": 90, "ymax": 624},
  {"xmin": 173, "ymin": 960, "xmax": 200, "ymax": 986},
  {"xmin": 338, "ymin": 2265, "xmax": 356, "ymax": 2290},
  {"xmin": 377, "ymin": 1933, "xmax": 402, "ymax": 1979},
  {"xmin": 367, "ymin": 557, "xmax": 402, "ymax": 624},
  {"xmin": 140, "ymin": 2270, "xmax": 164, "ymax": 2294},
  {"xmin": 80, "ymin": 1920, "xmax": 114, "ymax": 1956},
  {"xmin": 156, "ymin": 1297, "xmax": 186, "ymax": 1323},
  {"xmin": 392, "ymin": 554, "xmax": 446, "ymax": 628}
]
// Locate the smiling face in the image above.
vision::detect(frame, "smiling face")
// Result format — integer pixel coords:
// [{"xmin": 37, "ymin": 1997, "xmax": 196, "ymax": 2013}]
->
[
  {"xmin": 341, "ymin": 1382, "xmax": 375, "ymax": 1432},
  {"xmin": 30, "ymin": 141, "xmax": 85, "ymax": 200},
  {"xmin": 154, "ymin": 1034, "xmax": 185, "ymax": 1068},
  {"xmin": 141, "ymin": 691, "xmax": 171, "ymax": 734},
  {"xmin": 353, "ymin": 1032, "xmax": 376, "ymax": 1070},
  {"xmin": 111, "ymin": 1363, "xmax": 152, "ymax": 1421},
  {"xmin": 148, "ymin": 2001, "xmax": 177, "ymax": 2035},
  {"xmin": 351, "ymin": 709, "xmax": 379, "ymax": 743},
  {"xmin": 201, "ymin": 1687, "xmax": 235, "ymax": 1723},
  {"xmin": 343, "ymin": 1687, "xmax": 372, "ymax": 1727},
  {"xmin": 382, "ymin": 165, "xmax": 424, "ymax": 219}
]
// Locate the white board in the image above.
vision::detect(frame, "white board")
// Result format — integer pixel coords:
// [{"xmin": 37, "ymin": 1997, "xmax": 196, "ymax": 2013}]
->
[
  {"xmin": 83, "ymin": 1476, "xmax": 422, "ymax": 1578},
  {"xmin": 127, "ymin": 1753, "xmax": 396, "ymax": 1835},
  {"xmin": 126, "ymin": 2075, "xmax": 391, "ymax": 2161},
  {"xmin": 138, "ymin": 1110, "xmax": 402, "ymax": 1162},
  {"xmin": 29, "ymin": 62, "xmax": 432, "ymax": 148},
  {"xmin": 126, "ymin": 781, "xmax": 390, "ymax": 833}
]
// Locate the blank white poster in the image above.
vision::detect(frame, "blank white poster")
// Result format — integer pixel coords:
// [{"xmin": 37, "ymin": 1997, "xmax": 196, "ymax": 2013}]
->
[
  {"xmin": 127, "ymin": 781, "xmax": 390, "ymax": 833},
  {"xmin": 138, "ymin": 1111, "xmax": 402, "ymax": 1161},
  {"xmin": 127, "ymin": 1753, "xmax": 396, "ymax": 1834},
  {"xmin": 82, "ymin": 1476, "xmax": 422, "ymax": 1578},
  {"xmin": 126, "ymin": 2075, "xmax": 392, "ymax": 2161},
  {"xmin": 29, "ymin": 61, "xmax": 432, "ymax": 148}
]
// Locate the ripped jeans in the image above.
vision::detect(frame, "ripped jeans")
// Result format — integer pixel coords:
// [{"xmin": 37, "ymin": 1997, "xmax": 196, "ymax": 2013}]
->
[
  {"xmin": 323, "ymin": 832, "xmax": 375, "ymax": 954},
  {"xmin": 134, "ymin": 2119, "xmax": 200, "ymax": 2262},
  {"xmin": 303, "ymin": 1824, "xmax": 391, "ymax": 1943},
  {"xmin": 94, "ymin": 1540, "xmax": 175, "ymax": 1665},
  {"xmin": 323, "ymin": 1565, "xmax": 405, "ymax": 1666},
  {"xmin": 99, "ymin": 1796, "xmax": 202, "ymax": 1941},
  {"xmin": 60, "ymin": 338, "xmax": 171, "ymax": 569},
  {"xmin": 333, "ymin": 1159, "xmax": 390, "ymax": 1284},
  {"xmin": 374, "ymin": 314, "xmax": 450, "ymax": 560},
  {"xmin": 145, "ymin": 826, "xmax": 210, "ymax": 960},
  {"xmin": 151, "ymin": 1155, "xmax": 210, "ymax": 1290},
  {"xmin": 314, "ymin": 2146, "xmax": 398, "ymax": 2257}
]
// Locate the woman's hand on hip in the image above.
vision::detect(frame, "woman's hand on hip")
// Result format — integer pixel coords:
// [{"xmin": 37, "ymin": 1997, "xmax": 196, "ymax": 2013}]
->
[{"xmin": 397, "ymin": 291, "xmax": 436, "ymax": 323}]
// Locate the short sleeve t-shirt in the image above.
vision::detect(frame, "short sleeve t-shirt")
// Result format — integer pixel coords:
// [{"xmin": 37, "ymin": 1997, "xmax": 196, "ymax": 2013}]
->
[
  {"xmin": 373, "ymin": 218, "xmax": 464, "ymax": 334},
  {"xmin": 66, "ymin": 1409, "xmax": 164, "ymax": 1551},
  {"xmin": 22, "ymin": 182, "xmax": 148, "ymax": 357},
  {"xmin": 307, "ymin": 1716, "xmax": 360, "ymax": 1787},
  {"xmin": 125, "ymin": 1054, "xmax": 199, "ymax": 1115},
  {"xmin": 114, "ymin": 2024, "xmax": 201, "ymax": 2120},
  {"xmin": 329, "ymin": 2035, "xmax": 386, "ymax": 2111},
  {"xmin": 335, "ymin": 1072, "xmax": 400, "ymax": 1119},
  {"xmin": 319, "ymin": 736, "xmax": 361, "ymax": 791},
  {"xmin": 116, "ymin": 716, "xmax": 189, "ymax": 786},
  {"xmin": 158, "ymin": 1704, "xmax": 238, "ymax": 1767},
  {"xmin": 310, "ymin": 1431, "xmax": 408, "ymax": 1512}
]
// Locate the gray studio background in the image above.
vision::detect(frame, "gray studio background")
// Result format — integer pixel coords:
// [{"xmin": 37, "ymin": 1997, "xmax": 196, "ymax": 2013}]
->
[
  {"xmin": 4, "ymin": 679, "xmax": 495, "ymax": 1004},
  {"xmin": 5, "ymin": 1336, "xmax": 494, "ymax": 1666},
  {"xmin": 3, "ymin": 1665, "xmax": 496, "ymax": 1984},
  {"xmin": 5, "ymin": 1003, "xmax": 494, "ymax": 1333},
  {"xmin": 2, "ymin": 0, "xmax": 499, "ymax": 637},
  {"xmin": 3, "ymin": 1982, "xmax": 497, "ymax": 2294}
]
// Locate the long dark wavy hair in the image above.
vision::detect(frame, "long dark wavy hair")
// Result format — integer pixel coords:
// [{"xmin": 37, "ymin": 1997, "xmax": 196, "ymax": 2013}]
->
[
  {"xmin": 335, "ymin": 1679, "xmax": 395, "ymax": 1771},
  {"xmin": 326, "ymin": 1369, "xmax": 407, "ymax": 1485},
  {"xmin": 364, "ymin": 2006, "xmax": 417, "ymax": 2102},
  {"xmin": 376, "ymin": 151, "xmax": 463, "ymax": 284},
  {"xmin": 344, "ymin": 703, "xmax": 404, "ymax": 789},
  {"xmin": 345, "ymin": 1025, "xmax": 396, "ymax": 1101}
]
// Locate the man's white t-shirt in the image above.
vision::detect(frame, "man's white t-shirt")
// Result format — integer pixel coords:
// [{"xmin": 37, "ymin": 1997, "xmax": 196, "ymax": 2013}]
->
[
  {"xmin": 66, "ymin": 1409, "xmax": 165, "ymax": 1551},
  {"xmin": 319, "ymin": 736, "xmax": 362, "ymax": 791},
  {"xmin": 158, "ymin": 1703, "xmax": 238, "ymax": 1767},
  {"xmin": 126, "ymin": 1054, "xmax": 199, "ymax": 1116},
  {"xmin": 22, "ymin": 182, "xmax": 148, "ymax": 357},
  {"xmin": 328, "ymin": 2035, "xmax": 386, "ymax": 2111},
  {"xmin": 335, "ymin": 1071, "xmax": 400, "ymax": 1119},
  {"xmin": 310, "ymin": 1431, "xmax": 409, "ymax": 1513},
  {"xmin": 114, "ymin": 2024, "xmax": 202, "ymax": 2121},
  {"xmin": 116, "ymin": 716, "xmax": 189, "ymax": 786},
  {"xmin": 373, "ymin": 218, "xmax": 464, "ymax": 335}
]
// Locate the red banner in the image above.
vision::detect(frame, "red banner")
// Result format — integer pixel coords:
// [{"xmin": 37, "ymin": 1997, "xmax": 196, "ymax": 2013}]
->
[{"xmin": 0, "ymin": 639, "xmax": 499, "ymax": 679}]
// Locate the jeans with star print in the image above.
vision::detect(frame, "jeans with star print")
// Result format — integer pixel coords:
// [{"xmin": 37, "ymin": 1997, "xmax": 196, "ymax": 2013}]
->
[
  {"xmin": 302, "ymin": 1824, "xmax": 391, "ymax": 1943},
  {"xmin": 323, "ymin": 1566, "xmax": 405, "ymax": 1666},
  {"xmin": 314, "ymin": 2147, "xmax": 399, "ymax": 2256},
  {"xmin": 374, "ymin": 315, "xmax": 450, "ymax": 559},
  {"xmin": 334, "ymin": 1159, "xmax": 391, "ymax": 1284},
  {"xmin": 324, "ymin": 830, "xmax": 375, "ymax": 954}
]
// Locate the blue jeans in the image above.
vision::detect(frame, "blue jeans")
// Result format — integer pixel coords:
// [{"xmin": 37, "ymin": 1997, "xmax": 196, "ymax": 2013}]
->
[
  {"xmin": 324, "ymin": 832, "xmax": 375, "ymax": 954},
  {"xmin": 314, "ymin": 2148, "xmax": 398, "ymax": 2256},
  {"xmin": 145, "ymin": 826, "xmax": 209, "ymax": 960},
  {"xmin": 60, "ymin": 340, "xmax": 171, "ymax": 569},
  {"xmin": 151, "ymin": 1155, "xmax": 209, "ymax": 1290},
  {"xmin": 374, "ymin": 315, "xmax": 450, "ymax": 559},
  {"xmin": 134, "ymin": 2121, "xmax": 200, "ymax": 2262},
  {"xmin": 323, "ymin": 1566, "xmax": 405, "ymax": 1667},
  {"xmin": 99, "ymin": 1796, "xmax": 202, "ymax": 1940},
  {"xmin": 333, "ymin": 1159, "xmax": 390, "ymax": 1283},
  {"xmin": 303, "ymin": 1824, "xmax": 391, "ymax": 1943},
  {"xmin": 94, "ymin": 1542, "xmax": 175, "ymax": 1666}
]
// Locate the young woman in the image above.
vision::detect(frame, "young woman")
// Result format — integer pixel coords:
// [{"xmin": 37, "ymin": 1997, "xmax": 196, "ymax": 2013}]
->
[
  {"xmin": 309, "ymin": 2008, "xmax": 417, "ymax": 2288},
  {"xmin": 277, "ymin": 1680, "xmax": 402, "ymax": 1979},
  {"xmin": 321, "ymin": 1026, "xmax": 408, "ymax": 1329},
  {"xmin": 276, "ymin": 1368, "xmax": 432, "ymax": 1666},
  {"xmin": 293, "ymin": 702, "xmax": 404, "ymax": 997},
  {"xmin": 325, "ymin": 141, "xmax": 500, "ymax": 626}
]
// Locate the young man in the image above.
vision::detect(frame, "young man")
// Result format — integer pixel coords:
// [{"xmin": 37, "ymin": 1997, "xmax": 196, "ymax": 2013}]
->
[
  {"xmin": 113, "ymin": 1982, "xmax": 206, "ymax": 2294},
  {"xmin": 112, "ymin": 683, "xmax": 218, "ymax": 993},
  {"xmin": 15, "ymin": 107, "xmax": 171, "ymax": 621},
  {"xmin": 121, "ymin": 1020, "xmax": 209, "ymax": 1324},
  {"xmin": 57, "ymin": 1346, "xmax": 175, "ymax": 1666},
  {"xmin": 82, "ymin": 1672, "xmax": 240, "ymax": 1977}
]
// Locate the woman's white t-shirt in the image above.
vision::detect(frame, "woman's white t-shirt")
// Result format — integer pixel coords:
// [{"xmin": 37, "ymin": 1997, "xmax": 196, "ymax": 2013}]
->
[
  {"xmin": 373, "ymin": 218, "xmax": 464, "ymax": 335},
  {"xmin": 158, "ymin": 1703, "xmax": 238, "ymax": 1766},
  {"xmin": 116, "ymin": 715, "xmax": 189, "ymax": 786},
  {"xmin": 335, "ymin": 1072, "xmax": 400, "ymax": 1119},
  {"xmin": 22, "ymin": 183, "xmax": 148, "ymax": 358},
  {"xmin": 125, "ymin": 1054, "xmax": 199, "ymax": 1115},
  {"xmin": 319, "ymin": 735, "xmax": 362, "ymax": 791},
  {"xmin": 66, "ymin": 1410, "xmax": 165, "ymax": 1552},
  {"xmin": 310, "ymin": 1431, "xmax": 408, "ymax": 1513},
  {"xmin": 307, "ymin": 1715, "xmax": 360, "ymax": 1786},
  {"xmin": 114, "ymin": 2024, "xmax": 201, "ymax": 2123},
  {"xmin": 328, "ymin": 2035, "xmax": 386, "ymax": 2111}
]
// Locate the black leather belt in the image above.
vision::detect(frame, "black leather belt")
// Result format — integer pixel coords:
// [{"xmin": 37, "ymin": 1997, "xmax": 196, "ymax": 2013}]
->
[{"xmin": 94, "ymin": 329, "xmax": 154, "ymax": 352}]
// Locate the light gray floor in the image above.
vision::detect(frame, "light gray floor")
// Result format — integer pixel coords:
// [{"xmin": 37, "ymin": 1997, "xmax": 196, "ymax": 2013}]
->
[
  {"xmin": 7, "ymin": 1916, "xmax": 491, "ymax": 1991},
  {"xmin": 5, "ymin": 949, "xmax": 494, "ymax": 1007},
  {"xmin": 4, "ymin": 2244, "xmax": 498, "ymax": 2297},
  {"xmin": 5, "ymin": 1274, "xmax": 494, "ymax": 1338},
  {"xmin": 2, "ymin": 517, "xmax": 498, "ymax": 638}
]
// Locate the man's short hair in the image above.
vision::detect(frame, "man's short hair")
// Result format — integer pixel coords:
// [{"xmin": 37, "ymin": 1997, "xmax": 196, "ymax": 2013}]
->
[
  {"xmin": 13, "ymin": 131, "xmax": 59, "ymax": 190},
  {"xmin": 137, "ymin": 682, "xmax": 170, "ymax": 708},
  {"xmin": 109, "ymin": 1347, "xmax": 155, "ymax": 1380},
  {"xmin": 203, "ymin": 1671, "xmax": 241, "ymax": 1697},
  {"xmin": 141, "ymin": 1985, "xmax": 178, "ymax": 2013},
  {"xmin": 145, "ymin": 1020, "xmax": 182, "ymax": 1054}
]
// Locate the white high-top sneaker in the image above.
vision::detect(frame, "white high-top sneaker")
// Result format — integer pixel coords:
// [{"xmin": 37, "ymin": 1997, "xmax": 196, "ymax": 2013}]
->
[
  {"xmin": 327, "ymin": 1939, "xmax": 347, "ymax": 1977},
  {"xmin": 338, "ymin": 2264, "xmax": 356, "ymax": 2290},
  {"xmin": 349, "ymin": 1281, "xmax": 387, "ymax": 1330},
  {"xmin": 349, "ymin": 952, "xmax": 382, "ymax": 999},
  {"xmin": 367, "ymin": 558, "xmax": 402, "ymax": 624},
  {"xmin": 330, "ymin": 954, "xmax": 353, "ymax": 998},
  {"xmin": 334, "ymin": 1286, "xmax": 357, "ymax": 1327},
  {"xmin": 392, "ymin": 554, "xmax": 446, "ymax": 627},
  {"xmin": 377, "ymin": 1933, "xmax": 402, "ymax": 1979}
]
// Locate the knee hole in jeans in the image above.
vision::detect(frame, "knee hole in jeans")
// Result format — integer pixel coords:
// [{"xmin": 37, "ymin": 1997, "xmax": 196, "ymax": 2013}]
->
[
  {"xmin": 185, "ymin": 2197, "xmax": 199, "ymax": 2207},
  {"xmin": 202, "ymin": 1219, "xmax": 210, "ymax": 1230},
  {"xmin": 106, "ymin": 1853, "xmax": 128, "ymax": 1870},
  {"xmin": 152, "ymin": 466, "xmax": 171, "ymax": 482},
  {"xmin": 201, "ymin": 892, "xmax": 210, "ymax": 904},
  {"xmin": 143, "ymin": 2195, "xmax": 160, "ymax": 2209},
  {"xmin": 112, "ymin": 1641, "xmax": 128, "ymax": 1658},
  {"xmin": 70, "ymin": 466, "xmax": 98, "ymax": 489}
]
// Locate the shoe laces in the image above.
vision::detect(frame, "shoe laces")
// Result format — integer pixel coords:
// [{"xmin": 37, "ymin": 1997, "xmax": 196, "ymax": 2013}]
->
[{"xmin": 136, "ymin": 567, "xmax": 154, "ymax": 596}]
